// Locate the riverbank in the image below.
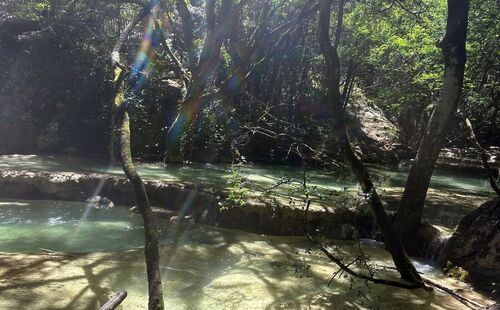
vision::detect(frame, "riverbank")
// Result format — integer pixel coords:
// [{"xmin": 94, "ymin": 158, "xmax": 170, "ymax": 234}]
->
[{"xmin": 0, "ymin": 154, "xmax": 495, "ymax": 237}]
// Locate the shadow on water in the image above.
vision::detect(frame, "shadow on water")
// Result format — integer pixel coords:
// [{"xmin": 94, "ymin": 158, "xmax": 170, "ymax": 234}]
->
[
  {"xmin": 0, "ymin": 241, "xmax": 476, "ymax": 309},
  {"xmin": 0, "ymin": 198, "xmax": 488, "ymax": 309}
]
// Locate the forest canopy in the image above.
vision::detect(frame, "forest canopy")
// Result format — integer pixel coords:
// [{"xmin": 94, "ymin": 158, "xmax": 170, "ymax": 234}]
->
[{"xmin": 1, "ymin": 0, "xmax": 498, "ymax": 163}]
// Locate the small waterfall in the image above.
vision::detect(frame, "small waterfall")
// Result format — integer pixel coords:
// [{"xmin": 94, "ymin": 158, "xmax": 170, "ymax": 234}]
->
[{"xmin": 426, "ymin": 233, "xmax": 451, "ymax": 261}]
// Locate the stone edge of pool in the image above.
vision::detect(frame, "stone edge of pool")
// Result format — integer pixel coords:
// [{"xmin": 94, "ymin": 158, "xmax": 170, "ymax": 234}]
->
[{"xmin": 0, "ymin": 169, "xmax": 375, "ymax": 239}]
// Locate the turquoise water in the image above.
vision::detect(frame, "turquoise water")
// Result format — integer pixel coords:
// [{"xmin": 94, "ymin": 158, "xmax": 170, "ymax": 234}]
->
[
  {"xmin": 0, "ymin": 199, "xmax": 491, "ymax": 309},
  {"xmin": 0, "ymin": 198, "xmax": 238, "ymax": 253},
  {"xmin": 0, "ymin": 154, "xmax": 493, "ymax": 195}
]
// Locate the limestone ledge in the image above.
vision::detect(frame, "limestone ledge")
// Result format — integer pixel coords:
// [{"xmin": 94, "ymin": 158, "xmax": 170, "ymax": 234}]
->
[{"xmin": 0, "ymin": 169, "xmax": 374, "ymax": 239}]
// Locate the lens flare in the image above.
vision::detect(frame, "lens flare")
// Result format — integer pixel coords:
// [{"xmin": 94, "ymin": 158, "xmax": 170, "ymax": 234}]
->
[{"xmin": 131, "ymin": 3, "xmax": 160, "ymax": 92}]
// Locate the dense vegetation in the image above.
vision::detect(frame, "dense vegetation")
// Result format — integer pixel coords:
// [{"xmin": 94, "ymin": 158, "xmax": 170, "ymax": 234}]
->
[{"xmin": 1, "ymin": 0, "xmax": 498, "ymax": 162}]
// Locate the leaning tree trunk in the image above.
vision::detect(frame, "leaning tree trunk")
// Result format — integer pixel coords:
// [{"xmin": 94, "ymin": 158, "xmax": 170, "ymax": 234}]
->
[
  {"xmin": 117, "ymin": 101, "xmax": 165, "ymax": 310},
  {"xmin": 395, "ymin": 0, "xmax": 469, "ymax": 253},
  {"xmin": 317, "ymin": 0, "xmax": 423, "ymax": 286},
  {"xmin": 463, "ymin": 117, "xmax": 500, "ymax": 195},
  {"xmin": 165, "ymin": 0, "xmax": 236, "ymax": 162},
  {"xmin": 109, "ymin": 2, "xmax": 165, "ymax": 309}
]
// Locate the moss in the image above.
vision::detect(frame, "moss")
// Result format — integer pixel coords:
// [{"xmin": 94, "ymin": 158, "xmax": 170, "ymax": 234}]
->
[
  {"xmin": 113, "ymin": 67, "xmax": 125, "ymax": 108},
  {"xmin": 444, "ymin": 261, "xmax": 470, "ymax": 282}
]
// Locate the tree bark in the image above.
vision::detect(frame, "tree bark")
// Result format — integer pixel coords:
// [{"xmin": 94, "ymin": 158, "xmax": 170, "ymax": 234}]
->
[
  {"xmin": 175, "ymin": 0, "xmax": 196, "ymax": 70},
  {"xmin": 99, "ymin": 290, "xmax": 127, "ymax": 310},
  {"xmin": 116, "ymin": 77, "xmax": 165, "ymax": 309},
  {"xmin": 109, "ymin": 2, "xmax": 153, "ymax": 162},
  {"xmin": 110, "ymin": 2, "xmax": 165, "ymax": 308},
  {"xmin": 317, "ymin": 0, "xmax": 424, "ymax": 286},
  {"xmin": 165, "ymin": 0, "xmax": 238, "ymax": 161},
  {"xmin": 463, "ymin": 117, "xmax": 500, "ymax": 195},
  {"xmin": 395, "ymin": 0, "xmax": 469, "ymax": 253}
]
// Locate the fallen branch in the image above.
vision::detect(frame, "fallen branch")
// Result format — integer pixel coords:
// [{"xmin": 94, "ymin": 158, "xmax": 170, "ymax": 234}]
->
[
  {"xmin": 99, "ymin": 290, "xmax": 127, "ymax": 310},
  {"xmin": 302, "ymin": 201, "xmax": 487, "ymax": 309},
  {"xmin": 302, "ymin": 200, "xmax": 422, "ymax": 289},
  {"xmin": 422, "ymin": 278, "xmax": 485, "ymax": 309}
]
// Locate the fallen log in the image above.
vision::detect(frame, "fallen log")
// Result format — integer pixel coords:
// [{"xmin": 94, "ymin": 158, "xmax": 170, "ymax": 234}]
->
[{"xmin": 99, "ymin": 290, "xmax": 127, "ymax": 310}]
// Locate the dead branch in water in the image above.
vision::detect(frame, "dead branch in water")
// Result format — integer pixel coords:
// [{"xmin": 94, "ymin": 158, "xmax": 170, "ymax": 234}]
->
[
  {"xmin": 302, "ymin": 200, "xmax": 422, "ymax": 289},
  {"xmin": 99, "ymin": 290, "xmax": 127, "ymax": 310},
  {"xmin": 302, "ymin": 200, "xmax": 488, "ymax": 309}
]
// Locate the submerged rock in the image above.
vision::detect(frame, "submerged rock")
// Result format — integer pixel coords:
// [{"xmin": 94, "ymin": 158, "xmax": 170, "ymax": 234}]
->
[
  {"xmin": 86, "ymin": 195, "xmax": 114, "ymax": 209},
  {"xmin": 438, "ymin": 197, "xmax": 500, "ymax": 296}
]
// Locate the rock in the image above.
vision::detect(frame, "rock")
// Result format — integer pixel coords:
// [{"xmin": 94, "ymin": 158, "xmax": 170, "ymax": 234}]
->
[
  {"xmin": 415, "ymin": 223, "xmax": 450, "ymax": 260},
  {"xmin": 438, "ymin": 197, "xmax": 500, "ymax": 296},
  {"xmin": 0, "ymin": 170, "xmax": 217, "ymax": 216},
  {"xmin": 130, "ymin": 206, "xmax": 177, "ymax": 219},
  {"xmin": 86, "ymin": 195, "xmax": 114, "ymax": 209},
  {"xmin": 0, "ymin": 168, "xmax": 377, "ymax": 238},
  {"xmin": 346, "ymin": 90, "xmax": 410, "ymax": 164},
  {"xmin": 169, "ymin": 215, "xmax": 194, "ymax": 223},
  {"xmin": 437, "ymin": 146, "xmax": 500, "ymax": 173}
]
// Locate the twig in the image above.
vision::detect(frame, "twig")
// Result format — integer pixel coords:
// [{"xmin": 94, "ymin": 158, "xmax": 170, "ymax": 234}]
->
[
  {"xmin": 302, "ymin": 201, "xmax": 487, "ymax": 309},
  {"xmin": 302, "ymin": 200, "xmax": 421, "ymax": 289}
]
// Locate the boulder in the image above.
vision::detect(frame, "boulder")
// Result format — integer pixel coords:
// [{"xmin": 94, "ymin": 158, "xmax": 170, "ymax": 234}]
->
[
  {"xmin": 346, "ymin": 90, "xmax": 410, "ymax": 164},
  {"xmin": 438, "ymin": 197, "xmax": 500, "ymax": 296}
]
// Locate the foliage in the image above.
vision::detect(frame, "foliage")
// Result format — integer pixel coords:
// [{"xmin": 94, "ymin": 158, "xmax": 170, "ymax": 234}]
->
[
  {"xmin": 220, "ymin": 166, "xmax": 249, "ymax": 209},
  {"xmin": 1, "ymin": 0, "xmax": 498, "ymax": 161},
  {"xmin": 444, "ymin": 261, "xmax": 470, "ymax": 282}
]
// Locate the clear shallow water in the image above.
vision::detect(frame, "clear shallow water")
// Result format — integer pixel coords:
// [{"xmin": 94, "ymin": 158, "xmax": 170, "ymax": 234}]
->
[
  {"xmin": 0, "ymin": 154, "xmax": 493, "ymax": 195},
  {"xmin": 0, "ymin": 199, "xmax": 246, "ymax": 253},
  {"xmin": 0, "ymin": 199, "xmax": 492, "ymax": 309}
]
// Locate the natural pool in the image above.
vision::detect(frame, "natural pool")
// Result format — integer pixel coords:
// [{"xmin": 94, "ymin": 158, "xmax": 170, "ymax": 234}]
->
[
  {"xmin": 0, "ymin": 199, "xmax": 493, "ymax": 309},
  {"xmin": 0, "ymin": 154, "xmax": 493, "ymax": 196},
  {"xmin": 0, "ymin": 154, "xmax": 494, "ymax": 230}
]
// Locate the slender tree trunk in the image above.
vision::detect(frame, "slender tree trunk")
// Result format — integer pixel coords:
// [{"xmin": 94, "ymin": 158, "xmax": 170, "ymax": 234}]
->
[
  {"xmin": 175, "ymin": 0, "xmax": 196, "ymax": 70},
  {"xmin": 395, "ymin": 0, "xmax": 469, "ymax": 253},
  {"xmin": 109, "ymin": 2, "xmax": 153, "ymax": 162},
  {"xmin": 118, "ymin": 108, "xmax": 164, "ymax": 310},
  {"xmin": 109, "ymin": 3, "xmax": 165, "ymax": 308},
  {"xmin": 463, "ymin": 117, "xmax": 500, "ymax": 195},
  {"xmin": 318, "ymin": 0, "xmax": 423, "ymax": 285},
  {"xmin": 114, "ymin": 69, "xmax": 164, "ymax": 310},
  {"xmin": 109, "ymin": 103, "xmax": 116, "ymax": 163},
  {"xmin": 341, "ymin": 58, "xmax": 356, "ymax": 108}
]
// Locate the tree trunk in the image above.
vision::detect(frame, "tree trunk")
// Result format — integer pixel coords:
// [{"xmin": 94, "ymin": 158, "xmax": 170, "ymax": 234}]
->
[
  {"xmin": 109, "ymin": 2, "xmax": 153, "ymax": 162},
  {"xmin": 395, "ymin": 0, "xmax": 469, "ymax": 253},
  {"xmin": 175, "ymin": 0, "xmax": 196, "ymax": 70},
  {"xmin": 116, "ymin": 85, "xmax": 165, "ymax": 309},
  {"xmin": 317, "ymin": 0, "xmax": 423, "ymax": 285},
  {"xmin": 463, "ymin": 117, "xmax": 500, "ymax": 195},
  {"xmin": 109, "ymin": 2, "xmax": 165, "ymax": 307},
  {"xmin": 165, "ymin": 0, "xmax": 237, "ymax": 162}
]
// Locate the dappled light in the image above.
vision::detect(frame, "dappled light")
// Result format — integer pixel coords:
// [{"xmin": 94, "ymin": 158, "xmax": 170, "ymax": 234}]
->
[
  {"xmin": 0, "ymin": 206, "xmax": 489, "ymax": 309},
  {"xmin": 0, "ymin": 0, "xmax": 498, "ymax": 308}
]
